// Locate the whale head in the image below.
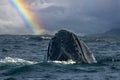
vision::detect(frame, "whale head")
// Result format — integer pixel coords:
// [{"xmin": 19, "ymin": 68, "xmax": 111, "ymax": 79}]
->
[{"xmin": 46, "ymin": 30, "xmax": 97, "ymax": 63}]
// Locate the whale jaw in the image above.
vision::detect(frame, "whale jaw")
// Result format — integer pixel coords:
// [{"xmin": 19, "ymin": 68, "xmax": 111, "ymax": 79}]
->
[{"xmin": 46, "ymin": 30, "xmax": 97, "ymax": 63}]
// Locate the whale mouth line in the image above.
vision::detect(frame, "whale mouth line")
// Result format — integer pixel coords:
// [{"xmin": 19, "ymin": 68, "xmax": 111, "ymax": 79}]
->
[{"xmin": 45, "ymin": 30, "xmax": 97, "ymax": 64}]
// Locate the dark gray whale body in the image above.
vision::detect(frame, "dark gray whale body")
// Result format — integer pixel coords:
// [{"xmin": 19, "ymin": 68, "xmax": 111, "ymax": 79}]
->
[{"xmin": 46, "ymin": 30, "xmax": 97, "ymax": 63}]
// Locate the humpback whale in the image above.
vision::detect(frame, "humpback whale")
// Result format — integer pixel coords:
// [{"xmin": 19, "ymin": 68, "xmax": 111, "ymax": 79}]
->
[{"xmin": 46, "ymin": 30, "xmax": 97, "ymax": 63}]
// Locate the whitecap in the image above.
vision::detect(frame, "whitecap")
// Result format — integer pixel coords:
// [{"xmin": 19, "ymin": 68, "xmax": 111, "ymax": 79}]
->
[
  {"xmin": 48, "ymin": 59, "xmax": 76, "ymax": 64},
  {"xmin": 0, "ymin": 57, "xmax": 38, "ymax": 65}
]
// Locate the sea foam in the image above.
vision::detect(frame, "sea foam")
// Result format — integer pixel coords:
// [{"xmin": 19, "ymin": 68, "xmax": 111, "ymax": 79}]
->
[
  {"xmin": 0, "ymin": 57, "xmax": 38, "ymax": 65},
  {"xmin": 48, "ymin": 59, "xmax": 76, "ymax": 64}
]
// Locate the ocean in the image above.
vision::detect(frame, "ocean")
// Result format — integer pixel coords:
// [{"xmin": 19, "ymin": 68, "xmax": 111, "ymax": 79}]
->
[{"xmin": 0, "ymin": 35, "xmax": 120, "ymax": 80}]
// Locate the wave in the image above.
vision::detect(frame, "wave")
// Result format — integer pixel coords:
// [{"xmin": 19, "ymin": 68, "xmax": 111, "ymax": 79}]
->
[
  {"xmin": 0, "ymin": 57, "xmax": 38, "ymax": 76},
  {"xmin": 0, "ymin": 57, "xmax": 38, "ymax": 65},
  {"xmin": 48, "ymin": 59, "xmax": 76, "ymax": 64},
  {"xmin": 28, "ymin": 36, "xmax": 43, "ymax": 41},
  {"xmin": 0, "ymin": 57, "xmax": 76, "ymax": 67}
]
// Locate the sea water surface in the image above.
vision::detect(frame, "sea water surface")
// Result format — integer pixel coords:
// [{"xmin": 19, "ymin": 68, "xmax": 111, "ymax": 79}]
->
[{"xmin": 0, "ymin": 35, "xmax": 120, "ymax": 80}]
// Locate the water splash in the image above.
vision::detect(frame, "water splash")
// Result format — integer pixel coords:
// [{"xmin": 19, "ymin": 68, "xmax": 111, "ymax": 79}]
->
[
  {"xmin": 0, "ymin": 57, "xmax": 38, "ymax": 65},
  {"xmin": 48, "ymin": 59, "xmax": 76, "ymax": 64}
]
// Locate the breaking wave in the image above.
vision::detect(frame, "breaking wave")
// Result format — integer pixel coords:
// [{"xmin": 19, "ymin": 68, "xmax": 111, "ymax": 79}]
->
[
  {"xmin": 48, "ymin": 59, "xmax": 76, "ymax": 64},
  {"xmin": 0, "ymin": 57, "xmax": 38, "ymax": 65}
]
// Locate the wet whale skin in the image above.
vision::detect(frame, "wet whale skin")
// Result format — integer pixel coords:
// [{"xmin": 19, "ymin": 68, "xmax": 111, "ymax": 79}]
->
[{"xmin": 47, "ymin": 30, "xmax": 97, "ymax": 63}]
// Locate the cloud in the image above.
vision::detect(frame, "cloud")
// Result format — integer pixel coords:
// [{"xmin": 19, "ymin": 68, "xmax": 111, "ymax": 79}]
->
[
  {"xmin": 0, "ymin": 0, "xmax": 120, "ymax": 35},
  {"xmin": 35, "ymin": 0, "xmax": 120, "ymax": 34},
  {"xmin": 0, "ymin": 0, "xmax": 31, "ymax": 34}
]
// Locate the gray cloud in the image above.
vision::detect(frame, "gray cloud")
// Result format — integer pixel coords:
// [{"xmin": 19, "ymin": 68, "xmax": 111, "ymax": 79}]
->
[
  {"xmin": 0, "ymin": 0, "xmax": 120, "ymax": 35},
  {"xmin": 35, "ymin": 0, "xmax": 120, "ymax": 34},
  {"xmin": 0, "ymin": 0, "xmax": 31, "ymax": 34}
]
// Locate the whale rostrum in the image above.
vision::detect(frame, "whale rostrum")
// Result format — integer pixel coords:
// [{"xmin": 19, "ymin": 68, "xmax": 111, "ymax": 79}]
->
[{"xmin": 46, "ymin": 30, "xmax": 97, "ymax": 63}]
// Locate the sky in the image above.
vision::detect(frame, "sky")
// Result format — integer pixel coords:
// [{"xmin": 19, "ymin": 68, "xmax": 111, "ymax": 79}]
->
[{"xmin": 0, "ymin": 0, "xmax": 120, "ymax": 35}]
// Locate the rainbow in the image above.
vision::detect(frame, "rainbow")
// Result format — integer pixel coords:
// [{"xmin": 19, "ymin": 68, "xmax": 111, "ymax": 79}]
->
[{"xmin": 9, "ymin": 0, "xmax": 45, "ymax": 35}]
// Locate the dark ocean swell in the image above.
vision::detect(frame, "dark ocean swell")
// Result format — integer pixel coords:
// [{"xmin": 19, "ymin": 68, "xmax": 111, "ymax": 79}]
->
[{"xmin": 0, "ymin": 35, "xmax": 120, "ymax": 80}]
